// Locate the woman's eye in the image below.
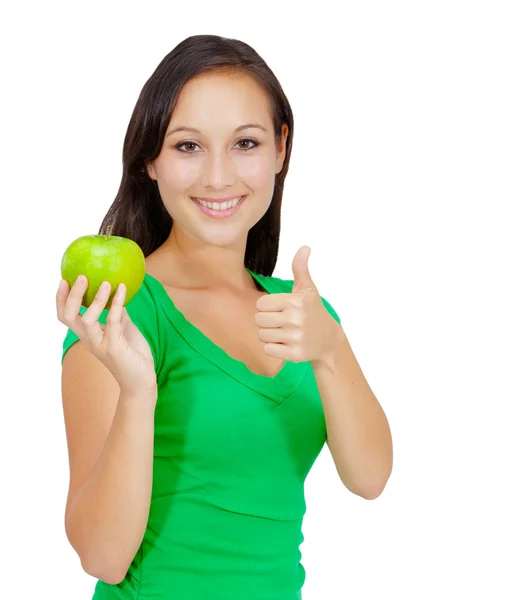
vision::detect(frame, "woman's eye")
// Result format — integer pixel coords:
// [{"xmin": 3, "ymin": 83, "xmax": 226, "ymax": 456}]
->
[
  {"xmin": 177, "ymin": 142, "xmax": 199, "ymax": 153},
  {"xmin": 237, "ymin": 139, "xmax": 258, "ymax": 150},
  {"xmin": 175, "ymin": 138, "xmax": 259, "ymax": 153}
]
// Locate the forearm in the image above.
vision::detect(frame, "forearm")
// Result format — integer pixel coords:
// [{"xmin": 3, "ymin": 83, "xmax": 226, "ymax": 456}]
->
[
  {"xmin": 312, "ymin": 326, "xmax": 393, "ymax": 499},
  {"xmin": 65, "ymin": 391, "xmax": 156, "ymax": 583}
]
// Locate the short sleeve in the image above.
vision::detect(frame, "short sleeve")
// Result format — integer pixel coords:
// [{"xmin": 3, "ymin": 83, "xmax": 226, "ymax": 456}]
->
[
  {"xmin": 320, "ymin": 295, "xmax": 341, "ymax": 325},
  {"xmin": 60, "ymin": 277, "xmax": 161, "ymax": 374}
]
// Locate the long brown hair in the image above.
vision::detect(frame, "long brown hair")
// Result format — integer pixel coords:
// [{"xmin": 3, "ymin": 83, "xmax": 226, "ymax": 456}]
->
[{"xmin": 98, "ymin": 34, "xmax": 294, "ymax": 276}]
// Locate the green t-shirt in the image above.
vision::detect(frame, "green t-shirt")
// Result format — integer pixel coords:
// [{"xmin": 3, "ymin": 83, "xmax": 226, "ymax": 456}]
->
[{"xmin": 61, "ymin": 268, "xmax": 341, "ymax": 600}]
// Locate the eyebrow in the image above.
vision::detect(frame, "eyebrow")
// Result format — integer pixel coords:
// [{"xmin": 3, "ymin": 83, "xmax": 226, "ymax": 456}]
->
[{"xmin": 165, "ymin": 123, "xmax": 268, "ymax": 138}]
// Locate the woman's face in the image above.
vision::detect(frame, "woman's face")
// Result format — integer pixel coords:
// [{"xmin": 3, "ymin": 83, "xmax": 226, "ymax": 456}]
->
[{"xmin": 146, "ymin": 70, "xmax": 288, "ymax": 249}]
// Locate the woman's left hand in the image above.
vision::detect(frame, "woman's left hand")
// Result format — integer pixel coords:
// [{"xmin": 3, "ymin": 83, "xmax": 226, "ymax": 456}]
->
[{"xmin": 255, "ymin": 246, "xmax": 341, "ymax": 364}]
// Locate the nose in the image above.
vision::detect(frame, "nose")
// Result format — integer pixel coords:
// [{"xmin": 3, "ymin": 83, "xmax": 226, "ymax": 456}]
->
[{"xmin": 200, "ymin": 149, "xmax": 236, "ymax": 189}]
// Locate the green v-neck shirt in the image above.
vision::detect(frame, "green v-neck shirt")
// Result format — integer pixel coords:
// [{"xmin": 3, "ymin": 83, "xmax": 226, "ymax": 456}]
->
[{"xmin": 61, "ymin": 268, "xmax": 341, "ymax": 600}]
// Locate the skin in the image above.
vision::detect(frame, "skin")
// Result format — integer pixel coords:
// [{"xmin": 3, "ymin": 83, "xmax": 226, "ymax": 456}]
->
[{"xmin": 146, "ymin": 69, "xmax": 288, "ymax": 293}]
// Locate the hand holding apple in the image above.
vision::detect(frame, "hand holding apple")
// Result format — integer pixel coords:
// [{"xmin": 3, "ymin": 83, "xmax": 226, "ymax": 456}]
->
[
  {"xmin": 58, "ymin": 226, "xmax": 156, "ymax": 397},
  {"xmin": 57, "ymin": 274, "xmax": 158, "ymax": 398}
]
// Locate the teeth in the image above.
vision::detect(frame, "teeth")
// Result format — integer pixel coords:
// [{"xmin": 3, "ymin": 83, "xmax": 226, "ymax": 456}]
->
[{"xmin": 196, "ymin": 196, "xmax": 243, "ymax": 210}]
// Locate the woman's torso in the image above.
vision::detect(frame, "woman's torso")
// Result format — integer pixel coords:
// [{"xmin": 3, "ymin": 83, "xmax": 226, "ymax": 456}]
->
[{"xmin": 89, "ymin": 256, "xmax": 326, "ymax": 600}]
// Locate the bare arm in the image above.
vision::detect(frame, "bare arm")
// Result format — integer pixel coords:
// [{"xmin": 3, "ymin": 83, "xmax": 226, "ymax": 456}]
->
[
  {"xmin": 62, "ymin": 341, "xmax": 157, "ymax": 585},
  {"xmin": 312, "ymin": 326, "xmax": 392, "ymax": 499}
]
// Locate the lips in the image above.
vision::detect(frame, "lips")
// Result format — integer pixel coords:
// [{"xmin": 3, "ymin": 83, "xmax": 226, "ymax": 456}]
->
[
  {"xmin": 191, "ymin": 195, "xmax": 245, "ymax": 203},
  {"xmin": 192, "ymin": 195, "xmax": 246, "ymax": 210},
  {"xmin": 192, "ymin": 195, "xmax": 246, "ymax": 218}
]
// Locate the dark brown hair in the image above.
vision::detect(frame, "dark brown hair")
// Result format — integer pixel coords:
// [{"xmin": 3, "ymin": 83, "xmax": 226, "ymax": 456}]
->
[{"xmin": 98, "ymin": 34, "xmax": 294, "ymax": 276}]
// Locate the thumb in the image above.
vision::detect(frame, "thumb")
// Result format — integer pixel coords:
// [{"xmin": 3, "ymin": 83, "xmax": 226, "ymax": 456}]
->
[{"xmin": 292, "ymin": 246, "xmax": 316, "ymax": 293}]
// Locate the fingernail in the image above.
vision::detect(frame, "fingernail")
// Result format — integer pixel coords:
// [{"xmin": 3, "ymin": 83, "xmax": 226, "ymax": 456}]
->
[{"xmin": 59, "ymin": 279, "xmax": 66, "ymax": 291}]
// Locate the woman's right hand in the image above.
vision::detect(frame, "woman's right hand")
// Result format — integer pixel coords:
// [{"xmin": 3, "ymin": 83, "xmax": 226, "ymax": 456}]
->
[{"xmin": 57, "ymin": 275, "xmax": 158, "ymax": 397}]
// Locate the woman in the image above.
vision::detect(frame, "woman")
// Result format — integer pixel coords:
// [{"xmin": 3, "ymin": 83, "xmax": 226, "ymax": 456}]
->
[{"xmin": 57, "ymin": 34, "xmax": 392, "ymax": 600}]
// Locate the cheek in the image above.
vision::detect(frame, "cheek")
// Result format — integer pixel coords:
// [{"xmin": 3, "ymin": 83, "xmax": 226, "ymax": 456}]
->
[
  {"xmin": 236, "ymin": 155, "xmax": 275, "ymax": 186},
  {"xmin": 158, "ymin": 159, "xmax": 199, "ymax": 191}
]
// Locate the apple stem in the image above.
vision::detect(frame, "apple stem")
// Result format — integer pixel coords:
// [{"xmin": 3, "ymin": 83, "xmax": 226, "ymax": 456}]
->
[{"xmin": 106, "ymin": 225, "xmax": 112, "ymax": 240}]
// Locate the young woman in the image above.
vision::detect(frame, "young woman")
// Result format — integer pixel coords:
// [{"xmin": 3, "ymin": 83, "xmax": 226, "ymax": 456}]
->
[{"xmin": 57, "ymin": 34, "xmax": 392, "ymax": 600}]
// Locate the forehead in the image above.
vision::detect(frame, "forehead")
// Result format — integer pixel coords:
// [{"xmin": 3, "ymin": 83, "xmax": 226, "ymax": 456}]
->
[{"xmin": 171, "ymin": 71, "xmax": 272, "ymax": 124}]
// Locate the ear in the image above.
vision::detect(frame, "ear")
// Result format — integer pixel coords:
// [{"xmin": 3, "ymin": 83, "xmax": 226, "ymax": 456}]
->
[
  {"xmin": 275, "ymin": 123, "xmax": 289, "ymax": 174},
  {"xmin": 146, "ymin": 161, "xmax": 157, "ymax": 181}
]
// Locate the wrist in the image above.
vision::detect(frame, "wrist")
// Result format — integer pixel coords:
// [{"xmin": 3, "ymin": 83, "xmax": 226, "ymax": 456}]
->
[
  {"xmin": 118, "ymin": 385, "xmax": 158, "ymax": 407},
  {"xmin": 312, "ymin": 325, "xmax": 348, "ymax": 373}
]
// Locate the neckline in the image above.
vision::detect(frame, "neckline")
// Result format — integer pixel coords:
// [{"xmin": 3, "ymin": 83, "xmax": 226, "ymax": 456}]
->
[{"xmin": 144, "ymin": 268, "xmax": 309, "ymax": 402}]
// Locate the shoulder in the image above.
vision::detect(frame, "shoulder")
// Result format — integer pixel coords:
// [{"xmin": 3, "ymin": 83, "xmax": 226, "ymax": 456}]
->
[
  {"xmin": 126, "ymin": 275, "xmax": 163, "ymax": 370},
  {"xmin": 127, "ymin": 273, "xmax": 160, "ymax": 317}
]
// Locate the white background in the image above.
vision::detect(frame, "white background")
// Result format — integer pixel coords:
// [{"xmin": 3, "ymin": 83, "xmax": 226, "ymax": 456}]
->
[{"xmin": 2, "ymin": 1, "xmax": 509, "ymax": 598}]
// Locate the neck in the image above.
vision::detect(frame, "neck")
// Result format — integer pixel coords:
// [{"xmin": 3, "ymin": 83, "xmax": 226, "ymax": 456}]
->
[{"xmin": 157, "ymin": 230, "xmax": 256, "ymax": 293}]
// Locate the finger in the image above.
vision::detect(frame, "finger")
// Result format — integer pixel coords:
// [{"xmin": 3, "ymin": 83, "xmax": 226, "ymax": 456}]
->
[
  {"xmin": 257, "ymin": 327, "xmax": 291, "ymax": 344},
  {"xmin": 254, "ymin": 311, "xmax": 286, "ymax": 328},
  {"xmin": 121, "ymin": 305, "xmax": 132, "ymax": 323},
  {"xmin": 81, "ymin": 280, "xmax": 112, "ymax": 345},
  {"xmin": 104, "ymin": 283, "xmax": 126, "ymax": 348},
  {"xmin": 62, "ymin": 275, "xmax": 89, "ymax": 333},
  {"xmin": 263, "ymin": 342, "xmax": 289, "ymax": 360},
  {"xmin": 256, "ymin": 292, "xmax": 288, "ymax": 312},
  {"xmin": 56, "ymin": 279, "xmax": 70, "ymax": 322}
]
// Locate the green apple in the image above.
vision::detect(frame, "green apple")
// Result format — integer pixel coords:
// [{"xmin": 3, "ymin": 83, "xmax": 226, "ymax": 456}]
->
[{"xmin": 61, "ymin": 225, "xmax": 145, "ymax": 310}]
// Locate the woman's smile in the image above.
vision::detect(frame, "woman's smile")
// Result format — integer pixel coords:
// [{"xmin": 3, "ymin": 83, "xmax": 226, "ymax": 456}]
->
[{"xmin": 191, "ymin": 195, "xmax": 247, "ymax": 218}]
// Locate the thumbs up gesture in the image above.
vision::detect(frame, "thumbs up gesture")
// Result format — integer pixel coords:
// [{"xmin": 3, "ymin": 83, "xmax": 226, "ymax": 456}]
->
[{"xmin": 255, "ymin": 246, "xmax": 341, "ymax": 364}]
